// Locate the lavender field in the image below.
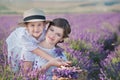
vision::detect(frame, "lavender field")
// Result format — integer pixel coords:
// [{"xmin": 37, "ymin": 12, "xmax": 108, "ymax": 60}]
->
[{"xmin": 0, "ymin": 12, "xmax": 120, "ymax": 80}]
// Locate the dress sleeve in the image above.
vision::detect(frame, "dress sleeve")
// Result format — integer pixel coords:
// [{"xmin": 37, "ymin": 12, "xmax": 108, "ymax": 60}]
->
[
  {"xmin": 20, "ymin": 48, "xmax": 35, "ymax": 62},
  {"xmin": 6, "ymin": 29, "xmax": 18, "ymax": 51}
]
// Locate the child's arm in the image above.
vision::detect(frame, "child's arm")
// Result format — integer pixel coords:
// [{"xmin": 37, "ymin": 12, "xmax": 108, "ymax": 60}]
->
[
  {"xmin": 38, "ymin": 58, "xmax": 70, "ymax": 73},
  {"xmin": 21, "ymin": 34, "xmax": 55, "ymax": 61},
  {"xmin": 21, "ymin": 58, "xmax": 70, "ymax": 78},
  {"xmin": 32, "ymin": 48, "xmax": 54, "ymax": 61},
  {"xmin": 22, "ymin": 61, "xmax": 33, "ymax": 75}
]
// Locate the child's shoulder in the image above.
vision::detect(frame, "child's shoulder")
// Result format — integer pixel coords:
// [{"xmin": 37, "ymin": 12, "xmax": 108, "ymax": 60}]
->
[
  {"xmin": 8, "ymin": 27, "xmax": 27, "ymax": 37},
  {"xmin": 15, "ymin": 27, "xmax": 26, "ymax": 31},
  {"xmin": 13, "ymin": 27, "xmax": 26, "ymax": 34}
]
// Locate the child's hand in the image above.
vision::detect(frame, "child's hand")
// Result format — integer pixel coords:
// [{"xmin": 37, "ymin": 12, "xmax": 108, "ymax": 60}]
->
[
  {"xmin": 56, "ymin": 58, "xmax": 72, "ymax": 67},
  {"xmin": 49, "ymin": 58, "xmax": 70, "ymax": 67},
  {"xmin": 64, "ymin": 61, "xmax": 72, "ymax": 67}
]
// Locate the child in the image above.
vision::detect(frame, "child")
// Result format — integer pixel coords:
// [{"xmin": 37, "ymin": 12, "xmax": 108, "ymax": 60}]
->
[
  {"xmin": 6, "ymin": 8, "xmax": 67, "ymax": 73},
  {"xmin": 21, "ymin": 18, "xmax": 71, "ymax": 80}
]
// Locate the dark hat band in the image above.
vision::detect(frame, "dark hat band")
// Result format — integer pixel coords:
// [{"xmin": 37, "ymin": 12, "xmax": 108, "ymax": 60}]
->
[{"xmin": 23, "ymin": 15, "xmax": 46, "ymax": 22}]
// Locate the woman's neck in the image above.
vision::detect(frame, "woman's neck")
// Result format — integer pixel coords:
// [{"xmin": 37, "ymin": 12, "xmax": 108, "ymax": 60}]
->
[{"xmin": 39, "ymin": 40, "xmax": 55, "ymax": 49}]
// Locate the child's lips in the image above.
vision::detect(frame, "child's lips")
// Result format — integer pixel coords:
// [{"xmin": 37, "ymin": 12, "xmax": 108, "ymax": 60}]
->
[{"xmin": 34, "ymin": 31, "xmax": 40, "ymax": 33}]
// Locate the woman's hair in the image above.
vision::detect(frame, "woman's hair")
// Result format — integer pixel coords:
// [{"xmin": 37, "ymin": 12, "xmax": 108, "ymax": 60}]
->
[{"xmin": 48, "ymin": 18, "xmax": 71, "ymax": 38}]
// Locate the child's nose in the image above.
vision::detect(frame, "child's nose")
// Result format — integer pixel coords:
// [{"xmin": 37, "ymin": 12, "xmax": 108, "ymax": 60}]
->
[
  {"xmin": 34, "ymin": 29, "xmax": 39, "ymax": 32},
  {"xmin": 34, "ymin": 27, "xmax": 40, "ymax": 31}
]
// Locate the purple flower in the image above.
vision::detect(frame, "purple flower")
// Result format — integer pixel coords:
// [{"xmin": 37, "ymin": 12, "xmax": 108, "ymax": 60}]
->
[
  {"xmin": 54, "ymin": 47, "xmax": 64, "ymax": 57},
  {"xmin": 52, "ymin": 66, "xmax": 81, "ymax": 79}
]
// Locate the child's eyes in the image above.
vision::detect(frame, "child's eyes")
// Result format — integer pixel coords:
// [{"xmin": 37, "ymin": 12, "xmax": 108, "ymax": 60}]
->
[
  {"xmin": 31, "ymin": 24, "xmax": 35, "ymax": 27},
  {"xmin": 38, "ymin": 24, "xmax": 41, "ymax": 26}
]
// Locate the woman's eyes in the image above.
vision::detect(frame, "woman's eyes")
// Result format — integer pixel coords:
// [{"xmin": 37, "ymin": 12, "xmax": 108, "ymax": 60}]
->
[
  {"xmin": 50, "ymin": 28, "xmax": 54, "ymax": 31},
  {"xmin": 56, "ymin": 33, "xmax": 61, "ymax": 37},
  {"xmin": 49, "ymin": 28, "xmax": 62, "ymax": 37}
]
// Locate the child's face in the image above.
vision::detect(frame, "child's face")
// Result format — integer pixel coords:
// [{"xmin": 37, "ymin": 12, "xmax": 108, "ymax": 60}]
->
[
  {"xmin": 26, "ymin": 21, "xmax": 45, "ymax": 39},
  {"xmin": 45, "ymin": 25, "xmax": 64, "ymax": 45}
]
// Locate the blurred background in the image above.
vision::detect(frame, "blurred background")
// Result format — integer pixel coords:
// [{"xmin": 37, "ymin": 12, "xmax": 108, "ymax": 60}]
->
[
  {"xmin": 0, "ymin": 0, "xmax": 120, "ymax": 14},
  {"xmin": 0, "ymin": 0, "xmax": 120, "ymax": 80}
]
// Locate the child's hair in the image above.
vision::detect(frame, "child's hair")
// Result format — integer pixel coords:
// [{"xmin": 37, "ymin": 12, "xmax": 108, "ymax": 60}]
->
[{"xmin": 48, "ymin": 18, "xmax": 71, "ymax": 38}]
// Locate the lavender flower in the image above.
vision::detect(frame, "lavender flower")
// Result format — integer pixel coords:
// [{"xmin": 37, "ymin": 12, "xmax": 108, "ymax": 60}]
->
[
  {"xmin": 1, "ymin": 13, "xmax": 120, "ymax": 80},
  {"xmin": 52, "ymin": 66, "xmax": 82, "ymax": 79},
  {"xmin": 54, "ymin": 47, "xmax": 64, "ymax": 57}
]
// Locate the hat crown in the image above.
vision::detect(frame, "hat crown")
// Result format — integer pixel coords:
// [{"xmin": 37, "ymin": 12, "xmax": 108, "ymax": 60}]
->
[
  {"xmin": 23, "ymin": 8, "xmax": 45, "ymax": 19},
  {"xmin": 18, "ymin": 8, "xmax": 51, "ymax": 25}
]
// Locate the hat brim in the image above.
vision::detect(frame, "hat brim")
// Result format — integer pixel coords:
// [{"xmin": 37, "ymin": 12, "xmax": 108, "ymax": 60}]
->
[{"xmin": 18, "ymin": 19, "xmax": 52, "ymax": 26}]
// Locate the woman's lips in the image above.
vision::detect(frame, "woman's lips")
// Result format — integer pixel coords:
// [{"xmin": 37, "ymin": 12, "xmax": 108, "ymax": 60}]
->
[{"xmin": 48, "ymin": 36, "xmax": 55, "ymax": 41}]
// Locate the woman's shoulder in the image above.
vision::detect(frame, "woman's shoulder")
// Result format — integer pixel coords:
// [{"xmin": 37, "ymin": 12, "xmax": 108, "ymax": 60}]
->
[
  {"xmin": 55, "ymin": 46, "xmax": 64, "ymax": 52},
  {"xmin": 54, "ymin": 46, "xmax": 65, "ymax": 56}
]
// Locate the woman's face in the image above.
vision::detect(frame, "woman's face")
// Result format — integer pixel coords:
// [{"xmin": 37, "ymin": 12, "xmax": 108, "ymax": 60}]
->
[
  {"xmin": 45, "ymin": 25, "xmax": 64, "ymax": 45},
  {"xmin": 26, "ymin": 21, "xmax": 45, "ymax": 39}
]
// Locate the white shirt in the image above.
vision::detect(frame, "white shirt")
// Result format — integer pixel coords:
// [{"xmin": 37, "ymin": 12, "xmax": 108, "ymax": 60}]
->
[
  {"xmin": 6, "ymin": 27, "xmax": 46, "ymax": 72},
  {"xmin": 21, "ymin": 45, "xmax": 67, "ymax": 80}
]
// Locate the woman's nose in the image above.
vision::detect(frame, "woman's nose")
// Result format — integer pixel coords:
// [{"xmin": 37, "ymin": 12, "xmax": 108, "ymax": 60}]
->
[{"xmin": 51, "ymin": 34, "xmax": 55, "ymax": 38}]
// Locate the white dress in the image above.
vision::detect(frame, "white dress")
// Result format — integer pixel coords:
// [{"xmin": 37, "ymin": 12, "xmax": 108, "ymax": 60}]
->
[
  {"xmin": 21, "ymin": 45, "xmax": 67, "ymax": 80},
  {"xmin": 6, "ymin": 27, "xmax": 45, "ymax": 72}
]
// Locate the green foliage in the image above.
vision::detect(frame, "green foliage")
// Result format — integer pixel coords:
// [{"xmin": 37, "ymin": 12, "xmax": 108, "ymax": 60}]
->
[
  {"xmin": 0, "ymin": 11, "xmax": 18, "ymax": 14},
  {"xmin": 117, "ymin": 35, "xmax": 120, "ymax": 45},
  {"xmin": 89, "ymin": 51, "xmax": 101, "ymax": 64},
  {"xmin": 70, "ymin": 39, "xmax": 92, "ymax": 51},
  {"xmin": 103, "ymin": 47, "xmax": 120, "ymax": 80},
  {"xmin": 88, "ymin": 66, "xmax": 100, "ymax": 80},
  {"xmin": 112, "ymin": 58, "xmax": 120, "ymax": 64},
  {"xmin": 0, "ymin": 40, "xmax": 4, "ymax": 54},
  {"xmin": 105, "ymin": 63, "xmax": 120, "ymax": 80},
  {"xmin": 0, "ymin": 5, "xmax": 9, "ymax": 10},
  {"xmin": 112, "ymin": 47, "xmax": 120, "ymax": 63},
  {"xmin": 0, "ymin": 5, "xmax": 18, "ymax": 14},
  {"xmin": 0, "ymin": 65, "xmax": 23, "ymax": 80},
  {"xmin": 65, "ymin": 52, "xmax": 79, "ymax": 67}
]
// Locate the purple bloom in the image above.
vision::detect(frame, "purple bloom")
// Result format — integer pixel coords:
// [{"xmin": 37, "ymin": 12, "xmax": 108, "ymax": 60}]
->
[
  {"xmin": 54, "ymin": 47, "xmax": 64, "ymax": 57},
  {"xmin": 52, "ymin": 66, "xmax": 81, "ymax": 79}
]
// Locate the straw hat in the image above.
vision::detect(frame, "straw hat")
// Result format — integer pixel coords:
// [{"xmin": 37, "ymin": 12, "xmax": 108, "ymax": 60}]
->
[{"xmin": 19, "ymin": 8, "xmax": 51, "ymax": 25}]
